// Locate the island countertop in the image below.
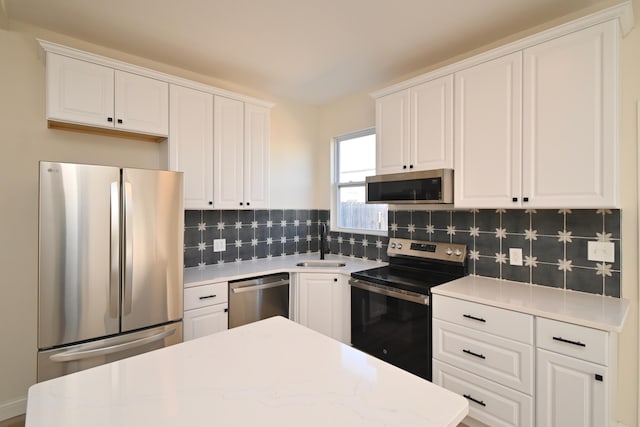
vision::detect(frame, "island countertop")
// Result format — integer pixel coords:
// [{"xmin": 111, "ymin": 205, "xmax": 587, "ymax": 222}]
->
[{"xmin": 26, "ymin": 316, "xmax": 468, "ymax": 427}]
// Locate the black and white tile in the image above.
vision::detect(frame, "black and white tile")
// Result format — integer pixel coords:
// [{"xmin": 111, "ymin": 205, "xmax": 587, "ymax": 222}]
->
[
  {"xmin": 184, "ymin": 209, "xmax": 329, "ymax": 267},
  {"xmin": 185, "ymin": 207, "xmax": 621, "ymax": 298},
  {"xmin": 385, "ymin": 208, "xmax": 621, "ymax": 297}
]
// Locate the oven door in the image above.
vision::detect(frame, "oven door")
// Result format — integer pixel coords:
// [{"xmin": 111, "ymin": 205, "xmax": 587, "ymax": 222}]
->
[{"xmin": 349, "ymin": 278, "xmax": 431, "ymax": 380}]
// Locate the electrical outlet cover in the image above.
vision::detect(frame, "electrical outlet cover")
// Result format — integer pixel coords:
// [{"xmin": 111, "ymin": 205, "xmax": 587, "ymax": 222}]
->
[
  {"xmin": 509, "ymin": 248, "xmax": 523, "ymax": 266},
  {"xmin": 587, "ymin": 241, "xmax": 614, "ymax": 263},
  {"xmin": 213, "ymin": 239, "xmax": 226, "ymax": 252}
]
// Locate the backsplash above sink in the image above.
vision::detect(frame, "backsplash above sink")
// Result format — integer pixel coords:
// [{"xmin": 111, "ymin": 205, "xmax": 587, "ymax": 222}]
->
[
  {"xmin": 184, "ymin": 209, "xmax": 329, "ymax": 266},
  {"xmin": 184, "ymin": 208, "xmax": 620, "ymax": 297}
]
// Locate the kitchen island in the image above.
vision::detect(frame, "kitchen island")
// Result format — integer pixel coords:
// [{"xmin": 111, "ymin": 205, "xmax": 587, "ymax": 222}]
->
[{"xmin": 26, "ymin": 316, "xmax": 468, "ymax": 427}]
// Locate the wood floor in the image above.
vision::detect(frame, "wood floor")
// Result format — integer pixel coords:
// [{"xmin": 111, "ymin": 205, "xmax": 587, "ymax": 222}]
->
[{"xmin": 0, "ymin": 415, "xmax": 25, "ymax": 427}]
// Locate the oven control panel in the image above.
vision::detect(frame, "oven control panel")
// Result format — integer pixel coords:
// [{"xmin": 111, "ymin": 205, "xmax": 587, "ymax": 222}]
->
[{"xmin": 388, "ymin": 238, "xmax": 466, "ymax": 263}]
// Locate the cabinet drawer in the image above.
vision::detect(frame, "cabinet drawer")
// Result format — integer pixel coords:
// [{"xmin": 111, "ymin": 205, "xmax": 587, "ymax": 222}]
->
[
  {"xmin": 434, "ymin": 360, "xmax": 533, "ymax": 427},
  {"xmin": 536, "ymin": 317, "xmax": 609, "ymax": 365},
  {"xmin": 184, "ymin": 282, "xmax": 228, "ymax": 310},
  {"xmin": 433, "ymin": 295, "xmax": 533, "ymax": 344},
  {"xmin": 433, "ymin": 319, "xmax": 533, "ymax": 394}
]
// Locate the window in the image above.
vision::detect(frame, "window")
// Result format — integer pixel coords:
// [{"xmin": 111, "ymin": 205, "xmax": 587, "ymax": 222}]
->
[{"xmin": 334, "ymin": 129, "xmax": 387, "ymax": 233}]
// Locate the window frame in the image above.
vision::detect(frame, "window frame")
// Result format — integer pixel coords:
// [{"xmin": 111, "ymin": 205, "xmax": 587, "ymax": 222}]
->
[{"xmin": 331, "ymin": 128, "xmax": 387, "ymax": 236}]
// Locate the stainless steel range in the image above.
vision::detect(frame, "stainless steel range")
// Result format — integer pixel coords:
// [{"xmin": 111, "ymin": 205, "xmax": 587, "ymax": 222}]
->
[{"xmin": 349, "ymin": 238, "xmax": 467, "ymax": 380}]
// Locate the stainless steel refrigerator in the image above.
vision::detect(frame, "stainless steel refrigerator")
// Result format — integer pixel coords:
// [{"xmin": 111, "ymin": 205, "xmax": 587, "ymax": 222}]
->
[{"xmin": 37, "ymin": 161, "xmax": 184, "ymax": 382}]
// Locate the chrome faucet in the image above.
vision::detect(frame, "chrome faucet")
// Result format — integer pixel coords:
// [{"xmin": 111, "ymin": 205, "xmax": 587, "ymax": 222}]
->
[{"xmin": 320, "ymin": 223, "xmax": 327, "ymax": 260}]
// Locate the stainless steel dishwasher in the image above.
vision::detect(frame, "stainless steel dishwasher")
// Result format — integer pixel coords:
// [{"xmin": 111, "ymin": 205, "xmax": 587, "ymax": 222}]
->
[{"xmin": 228, "ymin": 273, "xmax": 290, "ymax": 328}]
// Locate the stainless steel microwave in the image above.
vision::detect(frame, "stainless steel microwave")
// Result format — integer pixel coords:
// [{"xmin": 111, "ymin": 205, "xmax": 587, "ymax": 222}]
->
[{"xmin": 365, "ymin": 169, "xmax": 454, "ymax": 204}]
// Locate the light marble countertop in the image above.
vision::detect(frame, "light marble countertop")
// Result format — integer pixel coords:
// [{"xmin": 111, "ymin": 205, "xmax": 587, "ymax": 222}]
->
[
  {"xmin": 26, "ymin": 316, "xmax": 468, "ymax": 427},
  {"xmin": 184, "ymin": 253, "xmax": 385, "ymax": 288},
  {"xmin": 432, "ymin": 275, "xmax": 629, "ymax": 332}
]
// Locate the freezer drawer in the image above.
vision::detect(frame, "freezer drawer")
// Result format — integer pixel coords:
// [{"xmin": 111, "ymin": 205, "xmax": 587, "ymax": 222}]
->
[{"xmin": 37, "ymin": 322, "xmax": 182, "ymax": 382}]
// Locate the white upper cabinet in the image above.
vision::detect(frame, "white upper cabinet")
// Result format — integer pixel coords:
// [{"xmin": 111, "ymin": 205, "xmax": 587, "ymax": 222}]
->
[
  {"xmin": 46, "ymin": 53, "xmax": 114, "ymax": 128},
  {"xmin": 46, "ymin": 53, "xmax": 168, "ymax": 137},
  {"xmin": 169, "ymin": 85, "xmax": 214, "ymax": 209},
  {"xmin": 522, "ymin": 20, "xmax": 618, "ymax": 208},
  {"xmin": 375, "ymin": 74, "xmax": 453, "ymax": 175},
  {"xmin": 455, "ymin": 21, "xmax": 619, "ymax": 208},
  {"xmin": 376, "ymin": 90, "xmax": 409, "ymax": 174},
  {"xmin": 454, "ymin": 52, "xmax": 523, "ymax": 208},
  {"xmin": 114, "ymin": 70, "xmax": 169, "ymax": 136},
  {"xmin": 410, "ymin": 75, "xmax": 454, "ymax": 171},
  {"xmin": 373, "ymin": 5, "xmax": 628, "ymax": 209},
  {"xmin": 214, "ymin": 96, "xmax": 270, "ymax": 209},
  {"xmin": 243, "ymin": 103, "xmax": 270, "ymax": 208}
]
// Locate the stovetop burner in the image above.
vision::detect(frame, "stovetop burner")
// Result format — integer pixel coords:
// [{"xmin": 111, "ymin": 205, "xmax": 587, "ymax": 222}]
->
[{"xmin": 350, "ymin": 238, "xmax": 468, "ymax": 295}]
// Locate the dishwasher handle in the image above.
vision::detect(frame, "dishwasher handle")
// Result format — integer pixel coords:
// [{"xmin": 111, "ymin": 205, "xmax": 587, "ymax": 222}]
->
[{"xmin": 231, "ymin": 279, "xmax": 289, "ymax": 294}]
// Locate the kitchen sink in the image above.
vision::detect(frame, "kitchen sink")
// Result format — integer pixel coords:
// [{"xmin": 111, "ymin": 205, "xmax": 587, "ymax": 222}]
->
[{"xmin": 295, "ymin": 261, "xmax": 346, "ymax": 268}]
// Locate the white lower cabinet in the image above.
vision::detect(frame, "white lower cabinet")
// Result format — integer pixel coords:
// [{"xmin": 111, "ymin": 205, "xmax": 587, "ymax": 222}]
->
[
  {"xmin": 295, "ymin": 273, "xmax": 350, "ymax": 344},
  {"xmin": 433, "ymin": 295, "xmax": 619, "ymax": 427},
  {"xmin": 434, "ymin": 360, "xmax": 533, "ymax": 427},
  {"xmin": 433, "ymin": 295, "xmax": 533, "ymax": 426},
  {"xmin": 184, "ymin": 304, "xmax": 228, "ymax": 341},
  {"xmin": 535, "ymin": 317, "xmax": 614, "ymax": 427},
  {"xmin": 183, "ymin": 282, "xmax": 229, "ymax": 341}
]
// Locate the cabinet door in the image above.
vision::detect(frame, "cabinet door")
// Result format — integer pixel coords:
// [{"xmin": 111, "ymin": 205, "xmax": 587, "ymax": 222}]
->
[
  {"xmin": 183, "ymin": 304, "xmax": 228, "ymax": 341},
  {"xmin": 46, "ymin": 53, "xmax": 114, "ymax": 128},
  {"xmin": 114, "ymin": 70, "xmax": 168, "ymax": 136},
  {"xmin": 213, "ymin": 96, "xmax": 245, "ymax": 209},
  {"xmin": 298, "ymin": 274, "xmax": 334, "ymax": 337},
  {"xmin": 536, "ymin": 349, "xmax": 607, "ymax": 427},
  {"xmin": 332, "ymin": 275, "xmax": 351, "ymax": 344},
  {"xmin": 244, "ymin": 103, "xmax": 270, "ymax": 209},
  {"xmin": 523, "ymin": 21, "xmax": 618, "ymax": 208},
  {"xmin": 454, "ymin": 52, "xmax": 523, "ymax": 208},
  {"xmin": 169, "ymin": 85, "xmax": 214, "ymax": 209},
  {"xmin": 410, "ymin": 75, "xmax": 453, "ymax": 170},
  {"xmin": 297, "ymin": 273, "xmax": 349, "ymax": 343},
  {"xmin": 376, "ymin": 90, "xmax": 410, "ymax": 174}
]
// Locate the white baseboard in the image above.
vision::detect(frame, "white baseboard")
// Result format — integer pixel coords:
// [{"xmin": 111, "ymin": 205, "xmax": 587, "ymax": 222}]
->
[{"xmin": 0, "ymin": 397, "xmax": 26, "ymax": 422}]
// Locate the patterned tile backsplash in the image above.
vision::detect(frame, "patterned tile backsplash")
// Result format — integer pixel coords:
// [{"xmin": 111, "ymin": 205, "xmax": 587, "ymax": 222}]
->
[
  {"xmin": 184, "ymin": 209, "xmax": 329, "ymax": 266},
  {"xmin": 185, "ymin": 208, "xmax": 621, "ymax": 297}
]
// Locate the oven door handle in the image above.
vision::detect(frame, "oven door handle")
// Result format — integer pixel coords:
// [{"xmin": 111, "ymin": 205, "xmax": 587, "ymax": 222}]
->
[{"xmin": 348, "ymin": 278, "xmax": 429, "ymax": 305}]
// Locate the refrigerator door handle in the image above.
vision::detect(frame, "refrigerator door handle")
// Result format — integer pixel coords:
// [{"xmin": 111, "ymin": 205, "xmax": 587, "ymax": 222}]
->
[
  {"xmin": 123, "ymin": 181, "xmax": 134, "ymax": 315},
  {"xmin": 49, "ymin": 328, "xmax": 176, "ymax": 363},
  {"xmin": 110, "ymin": 181, "xmax": 120, "ymax": 318}
]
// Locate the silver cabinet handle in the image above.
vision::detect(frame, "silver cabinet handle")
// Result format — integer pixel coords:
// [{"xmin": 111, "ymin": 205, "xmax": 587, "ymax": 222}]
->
[
  {"xmin": 348, "ymin": 279, "xmax": 429, "ymax": 305},
  {"xmin": 49, "ymin": 328, "xmax": 176, "ymax": 362},
  {"xmin": 231, "ymin": 279, "xmax": 289, "ymax": 294}
]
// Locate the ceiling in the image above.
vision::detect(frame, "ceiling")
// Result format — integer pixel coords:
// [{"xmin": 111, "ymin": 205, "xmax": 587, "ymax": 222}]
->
[{"xmin": 3, "ymin": 0, "xmax": 618, "ymax": 105}]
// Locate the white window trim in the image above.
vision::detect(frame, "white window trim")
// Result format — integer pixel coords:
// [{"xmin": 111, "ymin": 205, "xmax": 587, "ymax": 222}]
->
[{"xmin": 331, "ymin": 128, "xmax": 388, "ymax": 236}]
